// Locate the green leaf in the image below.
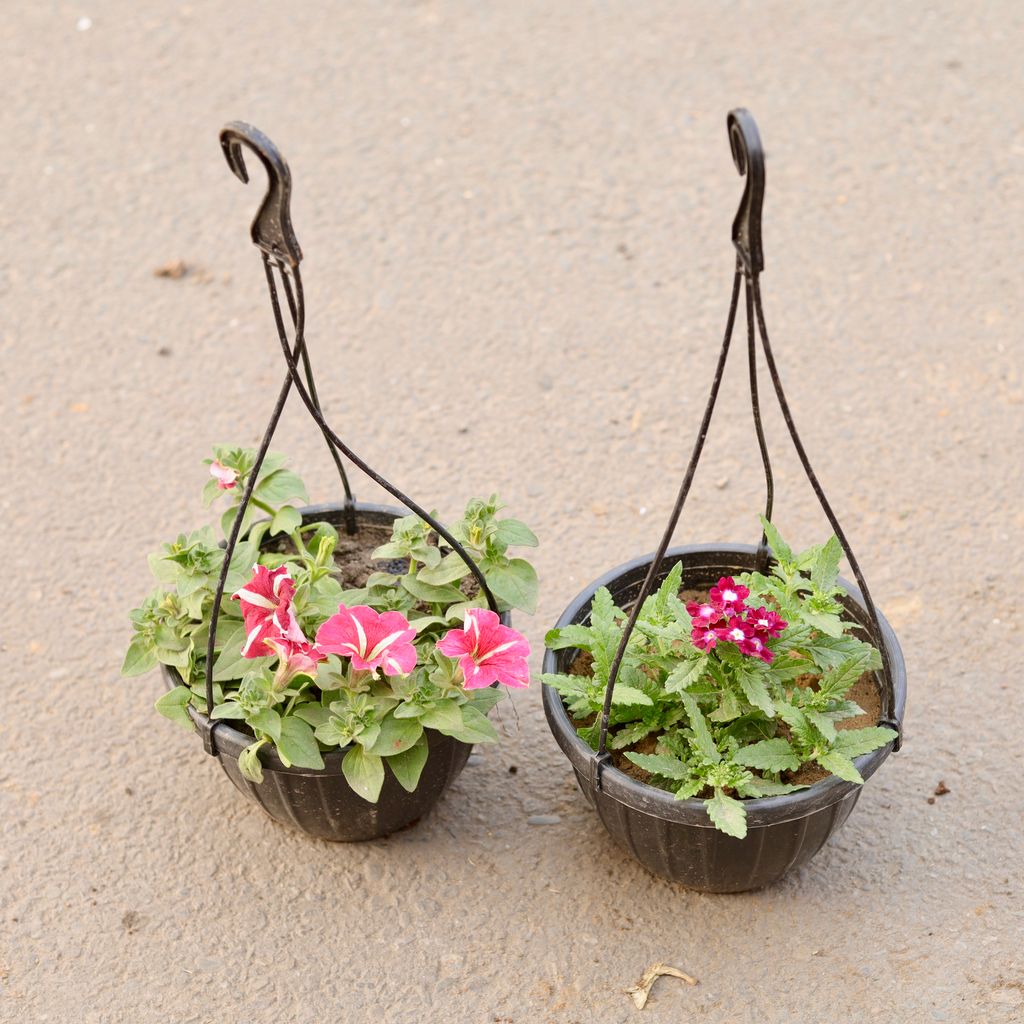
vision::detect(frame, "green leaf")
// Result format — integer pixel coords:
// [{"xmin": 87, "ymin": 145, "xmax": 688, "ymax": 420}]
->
[
  {"xmin": 210, "ymin": 618, "xmax": 251, "ymax": 683},
  {"xmin": 342, "ymin": 746, "xmax": 385, "ymax": 802},
  {"xmin": 210, "ymin": 701, "xmax": 247, "ymax": 721},
  {"xmin": 811, "ymin": 534, "xmax": 843, "ymax": 592},
  {"xmin": 255, "ymin": 468, "xmax": 309, "ymax": 506},
  {"xmin": 804, "ymin": 708, "xmax": 837, "ymax": 743},
  {"xmin": 608, "ymin": 720, "xmax": 656, "ymax": 750},
  {"xmin": 387, "ymin": 735, "xmax": 429, "ymax": 793},
  {"xmin": 610, "ymin": 684, "xmax": 653, "ymax": 707},
  {"xmin": 759, "ymin": 516, "xmax": 793, "ymax": 564},
  {"xmin": 733, "ymin": 738, "xmax": 800, "ymax": 773},
  {"xmin": 494, "ymin": 519, "xmax": 539, "ymax": 548},
  {"xmin": 738, "ymin": 777, "xmax": 807, "ymax": 798},
  {"xmin": 416, "ymin": 552, "xmax": 472, "ymax": 587},
  {"xmin": 276, "ymin": 717, "xmax": 324, "ymax": 770},
  {"xmin": 679, "ymin": 691, "xmax": 719, "ymax": 763},
  {"xmin": 818, "ymin": 648, "xmax": 882, "ymax": 701},
  {"xmin": 736, "ymin": 667, "xmax": 775, "ymax": 717},
  {"xmin": 122, "ymin": 637, "xmax": 158, "ymax": 677},
  {"xmin": 269, "ymin": 505, "xmax": 302, "ymax": 537},
  {"xmin": 708, "ymin": 688, "xmax": 744, "ymax": 723},
  {"xmin": 444, "ymin": 704, "xmax": 500, "ymax": 744},
  {"xmin": 365, "ymin": 713, "xmax": 424, "ymax": 756},
  {"xmin": 623, "ymin": 752, "xmax": 691, "ymax": 781},
  {"xmin": 590, "ymin": 587, "xmax": 617, "ymax": 634},
  {"xmin": 400, "ymin": 574, "xmax": 467, "ymax": 605},
  {"xmin": 314, "ymin": 719, "xmax": 348, "ymax": 746},
  {"xmin": 816, "ymin": 749, "xmax": 864, "ymax": 784},
  {"xmin": 419, "ymin": 701, "xmax": 465, "ymax": 733},
  {"xmin": 293, "ymin": 705, "xmax": 330, "ymax": 728},
  {"xmin": 664, "ymin": 655, "xmax": 708, "ymax": 694},
  {"xmin": 485, "ymin": 558, "xmax": 539, "ymax": 614},
  {"xmin": 545, "ymin": 624, "xmax": 598, "ymax": 652},
  {"xmin": 154, "ymin": 686, "xmax": 194, "ymax": 732},
  {"xmin": 238, "ymin": 740, "xmax": 266, "ymax": 783},
  {"xmin": 248, "ymin": 708, "xmax": 282, "ymax": 743},
  {"xmin": 706, "ymin": 789, "xmax": 747, "ymax": 838},
  {"xmin": 805, "ymin": 612, "xmax": 845, "ymax": 638},
  {"xmin": 832, "ymin": 726, "xmax": 897, "ymax": 759}
]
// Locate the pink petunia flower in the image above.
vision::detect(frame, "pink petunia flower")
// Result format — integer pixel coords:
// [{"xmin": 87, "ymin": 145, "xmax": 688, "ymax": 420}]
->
[
  {"xmin": 267, "ymin": 636, "xmax": 326, "ymax": 688},
  {"xmin": 709, "ymin": 576, "xmax": 749, "ymax": 613},
  {"xmin": 210, "ymin": 459, "xmax": 238, "ymax": 490},
  {"xmin": 436, "ymin": 609, "xmax": 531, "ymax": 690},
  {"xmin": 692, "ymin": 625, "xmax": 719, "ymax": 652},
  {"xmin": 686, "ymin": 600, "xmax": 721, "ymax": 629},
  {"xmin": 747, "ymin": 606, "xmax": 788, "ymax": 638},
  {"xmin": 232, "ymin": 565, "xmax": 305, "ymax": 658},
  {"xmin": 315, "ymin": 605, "xmax": 418, "ymax": 676}
]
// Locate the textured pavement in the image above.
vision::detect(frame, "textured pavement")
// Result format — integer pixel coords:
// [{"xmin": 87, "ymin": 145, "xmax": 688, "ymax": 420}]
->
[{"xmin": 3, "ymin": 3, "xmax": 1023, "ymax": 1022}]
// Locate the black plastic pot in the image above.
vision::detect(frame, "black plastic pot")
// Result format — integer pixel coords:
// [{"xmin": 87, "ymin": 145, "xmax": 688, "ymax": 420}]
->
[
  {"xmin": 163, "ymin": 501, "xmax": 498, "ymax": 842},
  {"xmin": 542, "ymin": 544, "xmax": 907, "ymax": 892}
]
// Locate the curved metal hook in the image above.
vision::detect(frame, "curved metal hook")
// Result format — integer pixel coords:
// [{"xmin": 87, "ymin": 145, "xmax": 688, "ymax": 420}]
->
[
  {"xmin": 220, "ymin": 121, "xmax": 303, "ymax": 267},
  {"xmin": 727, "ymin": 108, "xmax": 765, "ymax": 276}
]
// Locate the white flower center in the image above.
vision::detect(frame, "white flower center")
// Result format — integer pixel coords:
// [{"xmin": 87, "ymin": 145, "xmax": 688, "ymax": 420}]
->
[
  {"xmin": 724, "ymin": 590, "xmax": 737, "ymax": 603},
  {"xmin": 730, "ymin": 628, "xmax": 744, "ymax": 641}
]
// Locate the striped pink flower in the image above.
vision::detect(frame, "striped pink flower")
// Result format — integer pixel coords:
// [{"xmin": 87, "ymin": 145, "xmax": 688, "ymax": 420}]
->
[
  {"xmin": 210, "ymin": 459, "xmax": 238, "ymax": 490},
  {"xmin": 232, "ymin": 565, "xmax": 305, "ymax": 658},
  {"xmin": 315, "ymin": 605, "xmax": 418, "ymax": 677},
  {"xmin": 436, "ymin": 609, "xmax": 530, "ymax": 690}
]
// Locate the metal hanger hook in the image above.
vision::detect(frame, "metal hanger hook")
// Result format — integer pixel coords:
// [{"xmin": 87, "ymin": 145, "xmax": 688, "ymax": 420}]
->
[
  {"xmin": 219, "ymin": 121, "xmax": 303, "ymax": 267},
  {"xmin": 727, "ymin": 108, "xmax": 765, "ymax": 276}
]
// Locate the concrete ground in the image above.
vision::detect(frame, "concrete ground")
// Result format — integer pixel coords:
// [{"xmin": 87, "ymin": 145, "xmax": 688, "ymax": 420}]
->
[{"xmin": 3, "ymin": 2, "xmax": 1022, "ymax": 1021}]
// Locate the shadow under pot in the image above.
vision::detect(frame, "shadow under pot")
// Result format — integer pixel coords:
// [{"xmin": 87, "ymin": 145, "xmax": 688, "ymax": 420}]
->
[
  {"xmin": 163, "ymin": 501, "xmax": 503, "ymax": 842},
  {"xmin": 542, "ymin": 543, "xmax": 906, "ymax": 893}
]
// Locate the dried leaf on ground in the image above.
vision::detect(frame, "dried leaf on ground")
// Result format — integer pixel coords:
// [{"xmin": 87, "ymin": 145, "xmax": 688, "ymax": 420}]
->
[{"xmin": 625, "ymin": 962, "xmax": 698, "ymax": 1009}]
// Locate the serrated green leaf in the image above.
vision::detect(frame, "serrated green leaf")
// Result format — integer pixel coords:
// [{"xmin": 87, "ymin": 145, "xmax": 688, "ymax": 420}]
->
[
  {"xmin": 759, "ymin": 517, "xmax": 793, "ymax": 564},
  {"xmin": 738, "ymin": 777, "xmax": 808, "ymax": 798},
  {"xmin": 832, "ymin": 726, "xmax": 897, "ymax": 759},
  {"xmin": 811, "ymin": 534, "xmax": 843, "ymax": 592},
  {"xmin": 679, "ymin": 691, "xmax": 719, "ymax": 763},
  {"xmin": 545, "ymin": 624, "xmax": 598, "ymax": 652},
  {"xmin": 733, "ymin": 737, "xmax": 800, "ymax": 773},
  {"xmin": 816, "ymin": 749, "xmax": 864, "ymax": 783},
  {"xmin": 804, "ymin": 708, "xmax": 837, "ymax": 743},
  {"xmin": 737, "ymin": 667, "xmax": 775, "ymax": 717},
  {"xmin": 342, "ymin": 746, "xmax": 385, "ymax": 802},
  {"xmin": 623, "ymin": 752, "xmax": 692, "ymax": 781},
  {"xmin": 590, "ymin": 587, "xmax": 617, "ymax": 634},
  {"xmin": 610, "ymin": 684, "xmax": 653, "ymax": 707},
  {"xmin": 805, "ymin": 612, "xmax": 845, "ymax": 638},
  {"xmin": 706, "ymin": 789, "xmax": 747, "ymax": 838},
  {"xmin": 665, "ymin": 655, "xmax": 708, "ymax": 694},
  {"xmin": 387, "ymin": 734, "xmax": 429, "ymax": 792}
]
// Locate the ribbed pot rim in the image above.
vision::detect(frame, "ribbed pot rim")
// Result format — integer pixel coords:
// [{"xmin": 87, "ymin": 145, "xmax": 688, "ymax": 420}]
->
[{"xmin": 542, "ymin": 542, "xmax": 907, "ymax": 829}]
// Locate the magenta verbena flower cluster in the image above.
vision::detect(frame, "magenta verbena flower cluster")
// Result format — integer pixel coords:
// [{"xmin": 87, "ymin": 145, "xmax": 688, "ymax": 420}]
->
[{"xmin": 686, "ymin": 576, "xmax": 788, "ymax": 663}]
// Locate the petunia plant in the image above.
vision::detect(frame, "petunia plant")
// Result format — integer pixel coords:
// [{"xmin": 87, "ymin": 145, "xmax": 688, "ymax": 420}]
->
[
  {"xmin": 123, "ymin": 446, "xmax": 537, "ymax": 802},
  {"xmin": 542, "ymin": 519, "xmax": 896, "ymax": 839}
]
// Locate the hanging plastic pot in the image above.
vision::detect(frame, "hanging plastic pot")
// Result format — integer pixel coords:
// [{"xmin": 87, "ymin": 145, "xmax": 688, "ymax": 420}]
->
[
  {"xmin": 542, "ymin": 110, "xmax": 906, "ymax": 891},
  {"xmin": 158, "ymin": 124, "xmax": 514, "ymax": 842}
]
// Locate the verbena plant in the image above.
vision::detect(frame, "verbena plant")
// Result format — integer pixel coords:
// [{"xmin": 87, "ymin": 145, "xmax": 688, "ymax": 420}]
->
[
  {"xmin": 542, "ymin": 519, "xmax": 895, "ymax": 838},
  {"xmin": 123, "ymin": 447, "xmax": 537, "ymax": 802}
]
